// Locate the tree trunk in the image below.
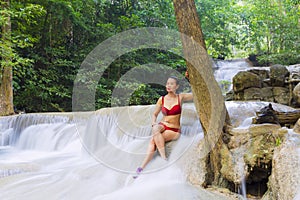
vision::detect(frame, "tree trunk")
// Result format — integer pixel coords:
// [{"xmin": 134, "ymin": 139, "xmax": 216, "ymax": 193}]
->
[
  {"xmin": 173, "ymin": 0, "xmax": 231, "ymax": 186},
  {"xmin": 0, "ymin": 0, "xmax": 14, "ymax": 116}
]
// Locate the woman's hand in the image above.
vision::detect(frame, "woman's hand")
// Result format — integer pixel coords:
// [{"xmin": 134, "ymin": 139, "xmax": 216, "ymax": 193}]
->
[{"xmin": 185, "ymin": 70, "xmax": 189, "ymax": 82}]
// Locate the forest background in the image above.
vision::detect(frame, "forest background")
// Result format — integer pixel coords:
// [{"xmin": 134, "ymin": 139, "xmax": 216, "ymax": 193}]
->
[{"xmin": 1, "ymin": 0, "xmax": 299, "ymax": 113}]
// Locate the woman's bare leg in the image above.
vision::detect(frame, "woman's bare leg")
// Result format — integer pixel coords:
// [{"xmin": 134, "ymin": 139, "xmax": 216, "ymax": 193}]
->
[
  {"xmin": 152, "ymin": 124, "xmax": 167, "ymax": 159},
  {"xmin": 162, "ymin": 130, "xmax": 180, "ymax": 142},
  {"xmin": 140, "ymin": 139, "xmax": 156, "ymax": 169},
  {"xmin": 153, "ymin": 132, "xmax": 167, "ymax": 160},
  {"xmin": 139, "ymin": 125, "xmax": 180, "ymax": 170},
  {"xmin": 157, "ymin": 130, "xmax": 180, "ymax": 159},
  {"xmin": 153, "ymin": 128, "xmax": 180, "ymax": 159}
]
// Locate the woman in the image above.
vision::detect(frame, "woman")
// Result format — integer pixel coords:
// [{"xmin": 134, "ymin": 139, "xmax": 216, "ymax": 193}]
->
[{"xmin": 133, "ymin": 76, "xmax": 193, "ymax": 178}]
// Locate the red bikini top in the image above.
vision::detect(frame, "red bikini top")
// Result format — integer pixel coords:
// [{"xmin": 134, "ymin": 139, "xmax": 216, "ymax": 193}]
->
[{"xmin": 161, "ymin": 95, "xmax": 181, "ymax": 116}]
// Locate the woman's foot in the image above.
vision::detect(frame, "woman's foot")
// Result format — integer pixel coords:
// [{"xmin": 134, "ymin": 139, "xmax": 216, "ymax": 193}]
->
[{"xmin": 132, "ymin": 167, "xmax": 143, "ymax": 179}]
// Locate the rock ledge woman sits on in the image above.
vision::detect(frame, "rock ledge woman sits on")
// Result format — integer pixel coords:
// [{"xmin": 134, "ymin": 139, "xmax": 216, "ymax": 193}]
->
[{"xmin": 134, "ymin": 76, "xmax": 193, "ymax": 178}]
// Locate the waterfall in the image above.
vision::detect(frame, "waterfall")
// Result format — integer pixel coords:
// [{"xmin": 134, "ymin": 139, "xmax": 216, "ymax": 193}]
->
[
  {"xmin": 213, "ymin": 59, "xmax": 252, "ymax": 83},
  {"xmin": 0, "ymin": 99, "xmax": 263, "ymax": 200},
  {"xmin": 213, "ymin": 59, "xmax": 252, "ymax": 93},
  {"xmin": 0, "ymin": 114, "xmax": 70, "ymax": 146},
  {"xmin": 2, "ymin": 59, "xmax": 276, "ymax": 199},
  {"xmin": 1, "ymin": 103, "xmax": 225, "ymax": 200}
]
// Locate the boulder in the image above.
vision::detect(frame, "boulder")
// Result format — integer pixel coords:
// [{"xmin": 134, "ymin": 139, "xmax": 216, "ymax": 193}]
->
[
  {"xmin": 225, "ymin": 90, "xmax": 234, "ymax": 101},
  {"xmin": 269, "ymin": 64, "xmax": 289, "ymax": 87},
  {"xmin": 244, "ymin": 88, "xmax": 262, "ymax": 100},
  {"xmin": 233, "ymin": 71, "xmax": 262, "ymax": 93},
  {"xmin": 248, "ymin": 69, "xmax": 269, "ymax": 80},
  {"xmin": 245, "ymin": 124, "xmax": 282, "ymax": 166},
  {"xmin": 234, "ymin": 92, "xmax": 244, "ymax": 101},
  {"xmin": 293, "ymin": 118, "xmax": 300, "ymax": 134},
  {"xmin": 261, "ymin": 87, "xmax": 274, "ymax": 102},
  {"xmin": 273, "ymin": 87, "xmax": 290, "ymax": 105},
  {"xmin": 220, "ymin": 124, "xmax": 284, "ymax": 193},
  {"xmin": 289, "ymin": 64, "xmax": 300, "ymax": 80},
  {"xmin": 264, "ymin": 133, "xmax": 300, "ymax": 200},
  {"xmin": 262, "ymin": 79, "xmax": 271, "ymax": 87},
  {"xmin": 293, "ymin": 82, "xmax": 300, "ymax": 105}
]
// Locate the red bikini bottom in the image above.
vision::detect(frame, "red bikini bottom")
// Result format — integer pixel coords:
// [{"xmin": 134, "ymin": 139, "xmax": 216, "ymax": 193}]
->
[{"xmin": 159, "ymin": 122, "xmax": 180, "ymax": 133}]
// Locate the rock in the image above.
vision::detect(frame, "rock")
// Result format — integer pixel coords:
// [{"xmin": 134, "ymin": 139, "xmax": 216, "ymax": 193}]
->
[
  {"xmin": 233, "ymin": 71, "xmax": 262, "ymax": 93},
  {"xmin": 266, "ymin": 134, "xmax": 300, "ymax": 200},
  {"xmin": 261, "ymin": 87, "xmax": 274, "ymax": 102},
  {"xmin": 249, "ymin": 69, "xmax": 269, "ymax": 80},
  {"xmin": 275, "ymin": 127, "xmax": 288, "ymax": 138},
  {"xmin": 262, "ymin": 78, "xmax": 271, "ymax": 87},
  {"xmin": 221, "ymin": 124, "xmax": 281, "ymax": 186},
  {"xmin": 293, "ymin": 83, "xmax": 300, "ymax": 105},
  {"xmin": 220, "ymin": 143, "xmax": 238, "ymax": 183},
  {"xmin": 225, "ymin": 90, "xmax": 234, "ymax": 101},
  {"xmin": 289, "ymin": 64, "xmax": 300, "ymax": 80},
  {"xmin": 293, "ymin": 118, "xmax": 300, "ymax": 134},
  {"xmin": 244, "ymin": 88, "xmax": 262, "ymax": 100},
  {"xmin": 273, "ymin": 87, "xmax": 290, "ymax": 105},
  {"xmin": 233, "ymin": 92, "xmax": 244, "ymax": 100},
  {"xmin": 227, "ymin": 128, "xmax": 249, "ymax": 149},
  {"xmin": 244, "ymin": 124, "xmax": 281, "ymax": 167},
  {"xmin": 269, "ymin": 64, "xmax": 289, "ymax": 87}
]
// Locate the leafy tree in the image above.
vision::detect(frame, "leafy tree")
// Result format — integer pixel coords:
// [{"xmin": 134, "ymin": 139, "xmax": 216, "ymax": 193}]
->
[
  {"xmin": 0, "ymin": 0, "xmax": 14, "ymax": 116},
  {"xmin": 3, "ymin": 0, "xmax": 299, "ymax": 113},
  {"xmin": 236, "ymin": 0, "xmax": 300, "ymax": 65}
]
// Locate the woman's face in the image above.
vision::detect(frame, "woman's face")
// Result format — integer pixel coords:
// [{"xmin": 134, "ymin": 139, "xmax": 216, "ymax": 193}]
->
[{"xmin": 166, "ymin": 78, "xmax": 179, "ymax": 93}]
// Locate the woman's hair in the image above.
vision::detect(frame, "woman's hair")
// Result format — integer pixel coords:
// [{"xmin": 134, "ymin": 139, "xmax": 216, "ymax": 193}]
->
[{"xmin": 168, "ymin": 76, "xmax": 179, "ymax": 85}]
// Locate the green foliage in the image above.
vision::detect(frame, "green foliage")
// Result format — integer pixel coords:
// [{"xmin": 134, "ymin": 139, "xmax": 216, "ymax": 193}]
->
[
  {"xmin": 3, "ymin": 0, "xmax": 299, "ymax": 112},
  {"xmin": 218, "ymin": 80, "xmax": 232, "ymax": 95},
  {"xmin": 196, "ymin": 0, "xmax": 239, "ymax": 59},
  {"xmin": 235, "ymin": 0, "xmax": 300, "ymax": 64},
  {"xmin": 275, "ymin": 137, "xmax": 282, "ymax": 146},
  {"xmin": 257, "ymin": 51, "xmax": 300, "ymax": 65}
]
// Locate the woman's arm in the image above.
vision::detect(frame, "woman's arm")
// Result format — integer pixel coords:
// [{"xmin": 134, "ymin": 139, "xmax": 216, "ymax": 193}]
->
[
  {"xmin": 152, "ymin": 97, "xmax": 162, "ymax": 126},
  {"xmin": 180, "ymin": 93, "xmax": 193, "ymax": 102}
]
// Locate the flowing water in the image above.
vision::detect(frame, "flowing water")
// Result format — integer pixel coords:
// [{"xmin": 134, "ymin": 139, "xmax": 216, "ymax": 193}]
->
[
  {"xmin": 0, "ymin": 59, "xmax": 298, "ymax": 200},
  {"xmin": 0, "ymin": 104, "xmax": 220, "ymax": 200}
]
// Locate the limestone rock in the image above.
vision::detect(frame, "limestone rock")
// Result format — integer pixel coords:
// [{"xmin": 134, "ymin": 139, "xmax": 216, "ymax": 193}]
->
[
  {"xmin": 225, "ymin": 90, "xmax": 234, "ymax": 101},
  {"xmin": 244, "ymin": 124, "xmax": 281, "ymax": 167},
  {"xmin": 249, "ymin": 69, "xmax": 269, "ymax": 80},
  {"xmin": 244, "ymin": 88, "xmax": 262, "ymax": 100},
  {"xmin": 293, "ymin": 82, "xmax": 300, "ymax": 105},
  {"xmin": 248, "ymin": 124, "xmax": 281, "ymax": 137},
  {"xmin": 269, "ymin": 64, "xmax": 289, "ymax": 87},
  {"xmin": 293, "ymin": 118, "xmax": 300, "ymax": 134},
  {"xmin": 261, "ymin": 87, "xmax": 274, "ymax": 102},
  {"xmin": 221, "ymin": 124, "xmax": 282, "ymax": 187},
  {"xmin": 233, "ymin": 92, "xmax": 244, "ymax": 100},
  {"xmin": 289, "ymin": 64, "xmax": 300, "ymax": 80},
  {"xmin": 265, "ymin": 134, "xmax": 300, "ymax": 200},
  {"xmin": 273, "ymin": 87, "xmax": 290, "ymax": 105},
  {"xmin": 233, "ymin": 71, "xmax": 262, "ymax": 93},
  {"xmin": 220, "ymin": 143, "xmax": 237, "ymax": 183},
  {"xmin": 227, "ymin": 128, "xmax": 249, "ymax": 149}
]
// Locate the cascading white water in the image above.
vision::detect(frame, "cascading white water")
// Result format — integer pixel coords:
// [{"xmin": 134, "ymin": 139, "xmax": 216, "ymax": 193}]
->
[
  {"xmin": 3, "ymin": 59, "xmax": 299, "ymax": 199},
  {"xmin": 213, "ymin": 59, "xmax": 252, "ymax": 93},
  {"xmin": 213, "ymin": 59, "xmax": 252, "ymax": 82},
  {"xmin": 0, "ymin": 100, "xmax": 284, "ymax": 200},
  {"xmin": 1, "ymin": 103, "xmax": 229, "ymax": 200}
]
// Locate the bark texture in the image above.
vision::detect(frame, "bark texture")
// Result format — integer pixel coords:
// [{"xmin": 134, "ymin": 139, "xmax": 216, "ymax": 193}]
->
[
  {"xmin": 0, "ymin": 0, "xmax": 14, "ymax": 116},
  {"xmin": 173, "ymin": 0, "xmax": 231, "ymax": 186}
]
